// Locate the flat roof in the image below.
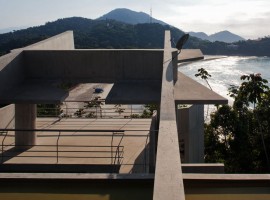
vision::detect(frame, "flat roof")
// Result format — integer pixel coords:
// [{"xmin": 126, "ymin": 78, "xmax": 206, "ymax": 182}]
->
[
  {"xmin": 0, "ymin": 80, "xmax": 68, "ymax": 104},
  {"xmin": 174, "ymin": 72, "xmax": 228, "ymax": 104},
  {"xmin": 105, "ymin": 81, "xmax": 161, "ymax": 104}
]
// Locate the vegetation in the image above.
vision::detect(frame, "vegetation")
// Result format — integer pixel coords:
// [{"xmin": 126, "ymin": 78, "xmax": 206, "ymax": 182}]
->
[
  {"xmin": 205, "ymin": 73, "xmax": 270, "ymax": 173},
  {"xmin": 1, "ymin": 17, "xmax": 269, "ymax": 56},
  {"xmin": 37, "ymin": 104, "xmax": 62, "ymax": 117}
]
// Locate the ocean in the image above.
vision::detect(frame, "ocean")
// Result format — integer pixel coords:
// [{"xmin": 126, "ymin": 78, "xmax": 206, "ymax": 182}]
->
[{"xmin": 179, "ymin": 56, "xmax": 270, "ymax": 105}]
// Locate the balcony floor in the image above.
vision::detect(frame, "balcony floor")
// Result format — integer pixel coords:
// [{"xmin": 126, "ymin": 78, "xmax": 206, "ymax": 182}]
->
[{"xmin": 1, "ymin": 118, "xmax": 152, "ymax": 173}]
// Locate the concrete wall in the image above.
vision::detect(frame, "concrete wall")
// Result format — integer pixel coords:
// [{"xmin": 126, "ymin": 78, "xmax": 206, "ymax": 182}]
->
[
  {"xmin": 0, "ymin": 52, "xmax": 25, "ymax": 94},
  {"xmin": 177, "ymin": 104, "xmax": 204, "ymax": 163},
  {"xmin": 23, "ymin": 50, "xmax": 163, "ymax": 82},
  {"xmin": 0, "ymin": 104, "xmax": 15, "ymax": 129},
  {"xmin": 0, "ymin": 31, "xmax": 75, "ymax": 95},
  {"xmin": 11, "ymin": 31, "xmax": 74, "ymax": 52}
]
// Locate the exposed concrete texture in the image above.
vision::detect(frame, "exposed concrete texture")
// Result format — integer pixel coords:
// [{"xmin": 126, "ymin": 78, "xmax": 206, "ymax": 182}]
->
[
  {"xmin": 105, "ymin": 80, "xmax": 161, "ymax": 104},
  {"xmin": 15, "ymin": 104, "xmax": 36, "ymax": 148},
  {"xmin": 175, "ymin": 72, "xmax": 228, "ymax": 104},
  {"xmin": 177, "ymin": 105, "xmax": 204, "ymax": 163},
  {"xmin": 23, "ymin": 50, "xmax": 163, "ymax": 82},
  {"xmin": 11, "ymin": 31, "xmax": 74, "ymax": 52},
  {"xmin": 2, "ymin": 118, "xmax": 151, "ymax": 174},
  {"xmin": 178, "ymin": 49, "xmax": 204, "ymax": 63},
  {"xmin": 0, "ymin": 80, "xmax": 68, "ymax": 104},
  {"xmin": 0, "ymin": 104, "xmax": 15, "ymax": 129},
  {"xmin": 0, "ymin": 52, "xmax": 25, "ymax": 94},
  {"xmin": 153, "ymin": 31, "xmax": 185, "ymax": 200}
]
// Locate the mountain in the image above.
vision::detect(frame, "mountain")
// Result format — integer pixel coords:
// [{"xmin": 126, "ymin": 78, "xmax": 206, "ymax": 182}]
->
[
  {"xmin": 189, "ymin": 32, "xmax": 209, "ymax": 41},
  {"xmin": 210, "ymin": 31, "xmax": 245, "ymax": 43},
  {"xmin": 0, "ymin": 17, "xmax": 185, "ymax": 56},
  {"xmin": 189, "ymin": 30, "xmax": 245, "ymax": 43},
  {"xmin": 0, "ymin": 16, "xmax": 269, "ymax": 57},
  {"xmin": 97, "ymin": 8, "xmax": 168, "ymax": 25}
]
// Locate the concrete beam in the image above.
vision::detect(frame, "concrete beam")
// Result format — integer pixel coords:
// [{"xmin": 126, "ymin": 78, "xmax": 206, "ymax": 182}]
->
[{"xmin": 153, "ymin": 31, "xmax": 185, "ymax": 200}]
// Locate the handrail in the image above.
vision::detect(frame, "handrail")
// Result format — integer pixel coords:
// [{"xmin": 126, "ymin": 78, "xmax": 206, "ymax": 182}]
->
[{"xmin": 0, "ymin": 128, "xmax": 156, "ymax": 171}]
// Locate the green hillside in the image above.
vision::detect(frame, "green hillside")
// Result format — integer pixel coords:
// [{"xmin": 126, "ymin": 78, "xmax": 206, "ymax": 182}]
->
[{"xmin": 0, "ymin": 17, "xmax": 270, "ymax": 56}]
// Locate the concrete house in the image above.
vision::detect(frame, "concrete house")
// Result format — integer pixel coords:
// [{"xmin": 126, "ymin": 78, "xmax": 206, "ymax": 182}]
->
[{"xmin": 0, "ymin": 30, "xmax": 269, "ymax": 200}]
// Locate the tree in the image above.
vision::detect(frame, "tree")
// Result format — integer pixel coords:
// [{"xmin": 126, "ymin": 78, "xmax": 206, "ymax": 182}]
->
[{"xmin": 205, "ymin": 73, "xmax": 270, "ymax": 173}]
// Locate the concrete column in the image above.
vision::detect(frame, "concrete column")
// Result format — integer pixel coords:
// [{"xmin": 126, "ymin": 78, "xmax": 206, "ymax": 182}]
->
[
  {"xmin": 15, "ymin": 104, "xmax": 36, "ymax": 148},
  {"xmin": 177, "ymin": 104, "xmax": 204, "ymax": 163}
]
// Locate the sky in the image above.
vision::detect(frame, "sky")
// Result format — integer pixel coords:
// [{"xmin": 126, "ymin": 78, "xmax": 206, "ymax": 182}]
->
[{"xmin": 0, "ymin": 0, "xmax": 270, "ymax": 39}]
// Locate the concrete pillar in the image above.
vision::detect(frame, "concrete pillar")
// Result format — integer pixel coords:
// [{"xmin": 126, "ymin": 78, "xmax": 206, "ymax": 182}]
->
[
  {"xmin": 177, "ymin": 104, "xmax": 204, "ymax": 163},
  {"xmin": 15, "ymin": 104, "xmax": 36, "ymax": 148}
]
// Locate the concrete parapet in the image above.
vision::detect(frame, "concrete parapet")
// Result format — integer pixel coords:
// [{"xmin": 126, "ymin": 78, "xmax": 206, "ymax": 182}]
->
[
  {"xmin": 23, "ymin": 50, "xmax": 163, "ymax": 82},
  {"xmin": 0, "ymin": 52, "xmax": 25, "ymax": 94},
  {"xmin": 11, "ymin": 31, "xmax": 74, "ymax": 52},
  {"xmin": 153, "ymin": 31, "xmax": 185, "ymax": 200}
]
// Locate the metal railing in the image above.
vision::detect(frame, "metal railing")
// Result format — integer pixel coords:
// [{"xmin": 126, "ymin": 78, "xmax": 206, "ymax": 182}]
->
[
  {"xmin": 37, "ymin": 103, "xmax": 153, "ymax": 119},
  {"xmin": 0, "ymin": 128, "xmax": 153, "ymax": 173}
]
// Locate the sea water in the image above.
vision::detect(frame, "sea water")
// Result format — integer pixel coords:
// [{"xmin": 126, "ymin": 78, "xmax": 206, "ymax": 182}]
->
[{"xmin": 179, "ymin": 56, "xmax": 270, "ymax": 105}]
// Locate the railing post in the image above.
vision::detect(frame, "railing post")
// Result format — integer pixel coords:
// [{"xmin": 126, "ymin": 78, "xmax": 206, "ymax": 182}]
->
[{"xmin": 56, "ymin": 131, "xmax": 61, "ymax": 163}]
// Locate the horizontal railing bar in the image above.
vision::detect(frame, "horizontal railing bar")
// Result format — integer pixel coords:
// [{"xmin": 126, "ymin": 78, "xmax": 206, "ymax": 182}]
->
[
  {"xmin": 1, "ymin": 155, "xmax": 124, "ymax": 159},
  {"xmin": 0, "ymin": 129, "xmax": 125, "ymax": 132},
  {"xmin": 0, "ymin": 129, "xmax": 157, "ymax": 132},
  {"xmin": 1, "ymin": 144, "xmax": 124, "ymax": 148},
  {"xmin": 39, "ymin": 134, "xmax": 147, "ymax": 137},
  {"xmin": 3, "ymin": 150, "xmax": 123, "ymax": 153}
]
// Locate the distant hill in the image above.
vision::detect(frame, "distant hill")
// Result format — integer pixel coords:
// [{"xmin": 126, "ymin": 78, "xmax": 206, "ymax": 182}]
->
[
  {"xmin": 0, "ymin": 16, "xmax": 269, "ymax": 57},
  {"xmin": 189, "ymin": 30, "xmax": 245, "ymax": 43},
  {"xmin": 189, "ymin": 32, "xmax": 209, "ymax": 41},
  {"xmin": 97, "ymin": 8, "xmax": 168, "ymax": 25},
  {"xmin": 0, "ymin": 17, "xmax": 185, "ymax": 56}
]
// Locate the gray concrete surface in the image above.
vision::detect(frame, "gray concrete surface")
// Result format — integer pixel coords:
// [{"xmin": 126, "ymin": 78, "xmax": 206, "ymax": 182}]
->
[
  {"xmin": 15, "ymin": 104, "xmax": 36, "ymax": 147},
  {"xmin": 0, "ymin": 52, "xmax": 25, "ymax": 95},
  {"xmin": 178, "ymin": 49, "xmax": 204, "ymax": 63},
  {"xmin": 1, "ymin": 118, "xmax": 152, "ymax": 174},
  {"xmin": 11, "ymin": 31, "xmax": 74, "ymax": 52},
  {"xmin": 0, "ymin": 104, "xmax": 15, "ymax": 129},
  {"xmin": 174, "ymin": 72, "xmax": 228, "ymax": 104},
  {"xmin": 24, "ymin": 50, "xmax": 163, "ymax": 82},
  {"xmin": 153, "ymin": 31, "xmax": 185, "ymax": 200},
  {"xmin": 105, "ymin": 80, "xmax": 161, "ymax": 104},
  {"xmin": 177, "ymin": 105, "xmax": 204, "ymax": 163}
]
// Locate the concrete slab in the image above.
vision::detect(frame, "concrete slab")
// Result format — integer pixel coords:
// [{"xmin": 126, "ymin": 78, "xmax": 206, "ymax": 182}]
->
[
  {"xmin": 105, "ymin": 81, "xmax": 161, "ymax": 104},
  {"xmin": 178, "ymin": 49, "xmax": 204, "ymax": 63},
  {"xmin": 0, "ymin": 80, "xmax": 68, "ymax": 104},
  {"xmin": 174, "ymin": 72, "xmax": 228, "ymax": 104},
  {"xmin": 1, "ymin": 118, "xmax": 152, "ymax": 173}
]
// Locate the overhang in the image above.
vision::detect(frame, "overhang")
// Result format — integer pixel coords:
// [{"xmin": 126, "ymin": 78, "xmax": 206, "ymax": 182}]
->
[
  {"xmin": 178, "ymin": 49, "xmax": 204, "ymax": 63},
  {"xmin": 174, "ymin": 72, "xmax": 228, "ymax": 104},
  {"xmin": 0, "ymin": 80, "xmax": 68, "ymax": 104},
  {"xmin": 105, "ymin": 80, "xmax": 161, "ymax": 104}
]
